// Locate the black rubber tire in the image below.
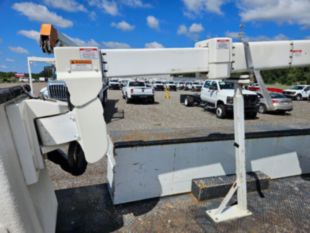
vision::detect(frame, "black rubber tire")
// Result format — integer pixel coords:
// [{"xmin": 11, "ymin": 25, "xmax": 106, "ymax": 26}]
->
[
  {"xmin": 247, "ymin": 111, "xmax": 257, "ymax": 119},
  {"xmin": 184, "ymin": 96, "xmax": 194, "ymax": 107},
  {"xmin": 258, "ymin": 103, "xmax": 267, "ymax": 114},
  {"xmin": 125, "ymin": 95, "xmax": 130, "ymax": 103},
  {"xmin": 46, "ymin": 142, "xmax": 87, "ymax": 176},
  {"xmin": 216, "ymin": 104, "xmax": 227, "ymax": 119},
  {"xmin": 296, "ymin": 94, "xmax": 302, "ymax": 101},
  {"xmin": 68, "ymin": 141, "xmax": 88, "ymax": 176},
  {"xmin": 150, "ymin": 97, "xmax": 155, "ymax": 104}
]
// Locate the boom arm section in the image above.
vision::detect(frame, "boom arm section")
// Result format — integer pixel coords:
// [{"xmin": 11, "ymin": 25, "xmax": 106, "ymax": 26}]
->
[{"xmin": 40, "ymin": 24, "xmax": 77, "ymax": 54}]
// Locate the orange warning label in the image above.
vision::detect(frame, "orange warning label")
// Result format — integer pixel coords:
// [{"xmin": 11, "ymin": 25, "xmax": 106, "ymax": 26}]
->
[{"xmin": 70, "ymin": 60, "xmax": 92, "ymax": 64}]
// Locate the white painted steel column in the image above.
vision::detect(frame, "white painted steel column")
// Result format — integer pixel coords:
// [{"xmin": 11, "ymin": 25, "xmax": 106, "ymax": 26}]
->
[
  {"xmin": 234, "ymin": 82, "xmax": 247, "ymax": 210},
  {"xmin": 27, "ymin": 58, "xmax": 34, "ymax": 95},
  {"xmin": 206, "ymin": 79, "xmax": 252, "ymax": 222}
]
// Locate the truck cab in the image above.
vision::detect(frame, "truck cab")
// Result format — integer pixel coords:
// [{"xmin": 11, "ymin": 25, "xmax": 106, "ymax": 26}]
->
[{"xmin": 200, "ymin": 80, "xmax": 259, "ymax": 118}]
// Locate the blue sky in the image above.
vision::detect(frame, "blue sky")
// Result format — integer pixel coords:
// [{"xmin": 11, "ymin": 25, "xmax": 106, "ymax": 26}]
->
[{"xmin": 1, "ymin": 0, "xmax": 310, "ymax": 72}]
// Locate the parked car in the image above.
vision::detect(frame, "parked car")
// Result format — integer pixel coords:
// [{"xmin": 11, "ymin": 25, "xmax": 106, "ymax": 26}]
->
[
  {"xmin": 283, "ymin": 85, "xmax": 310, "ymax": 100},
  {"xmin": 119, "ymin": 79, "xmax": 129, "ymax": 88},
  {"xmin": 184, "ymin": 81, "xmax": 193, "ymax": 90},
  {"xmin": 109, "ymin": 79, "xmax": 120, "ymax": 90},
  {"xmin": 176, "ymin": 81, "xmax": 185, "ymax": 90},
  {"xmin": 152, "ymin": 80, "xmax": 165, "ymax": 91},
  {"xmin": 257, "ymin": 92, "xmax": 293, "ymax": 114},
  {"xmin": 247, "ymin": 83, "xmax": 283, "ymax": 93},
  {"xmin": 164, "ymin": 81, "xmax": 177, "ymax": 91},
  {"xmin": 192, "ymin": 81, "xmax": 203, "ymax": 91},
  {"xmin": 123, "ymin": 80, "xmax": 154, "ymax": 103}
]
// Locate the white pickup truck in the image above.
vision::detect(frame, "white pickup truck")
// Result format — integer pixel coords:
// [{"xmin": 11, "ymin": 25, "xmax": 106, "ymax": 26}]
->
[
  {"xmin": 123, "ymin": 80, "xmax": 155, "ymax": 103},
  {"xmin": 181, "ymin": 79, "xmax": 259, "ymax": 119},
  {"xmin": 283, "ymin": 85, "xmax": 310, "ymax": 100}
]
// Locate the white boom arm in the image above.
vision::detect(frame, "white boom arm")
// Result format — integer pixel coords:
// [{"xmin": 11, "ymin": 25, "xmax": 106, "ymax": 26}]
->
[{"xmin": 102, "ymin": 39, "xmax": 310, "ymax": 78}]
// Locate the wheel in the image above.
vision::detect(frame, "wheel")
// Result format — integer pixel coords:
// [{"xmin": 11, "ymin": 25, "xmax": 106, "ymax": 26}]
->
[
  {"xmin": 258, "ymin": 104, "xmax": 267, "ymax": 114},
  {"xmin": 149, "ymin": 97, "xmax": 155, "ymax": 104},
  {"xmin": 216, "ymin": 104, "xmax": 227, "ymax": 119},
  {"xmin": 296, "ymin": 94, "xmax": 302, "ymax": 101},
  {"xmin": 184, "ymin": 96, "xmax": 193, "ymax": 107},
  {"xmin": 125, "ymin": 95, "xmax": 130, "ymax": 103},
  {"xmin": 247, "ymin": 111, "xmax": 257, "ymax": 119}
]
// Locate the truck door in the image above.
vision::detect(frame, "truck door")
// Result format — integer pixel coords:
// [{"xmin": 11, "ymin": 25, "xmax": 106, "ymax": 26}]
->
[
  {"xmin": 208, "ymin": 81, "xmax": 219, "ymax": 105},
  {"xmin": 303, "ymin": 86, "xmax": 310, "ymax": 98},
  {"xmin": 200, "ymin": 80, "xmax": 211, "ymax": 101}
]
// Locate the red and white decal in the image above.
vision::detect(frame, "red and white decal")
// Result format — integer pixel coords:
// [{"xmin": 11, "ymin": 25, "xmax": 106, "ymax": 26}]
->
[
  {"xmin": 79, "ymin": 48, "xmax": 99, "ymax": 60},
  {"xmin": 216, "ymin": 39, "xmax": 230, "ymax": 50},
  {"xmin": 291, "ymin": 49, "xmax": 302, "ymax": 53}
]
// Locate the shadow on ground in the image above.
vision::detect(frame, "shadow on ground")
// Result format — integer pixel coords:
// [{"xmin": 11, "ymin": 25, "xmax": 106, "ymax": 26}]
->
[{"xmin": 55, "ymin": 183, "xmax": 159, "ymax": 233}]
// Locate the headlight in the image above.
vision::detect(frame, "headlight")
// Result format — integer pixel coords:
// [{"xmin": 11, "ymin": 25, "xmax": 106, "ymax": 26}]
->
[{"xmin": 227, "ymin": 96, "xmax": 233, "ymax": 104}]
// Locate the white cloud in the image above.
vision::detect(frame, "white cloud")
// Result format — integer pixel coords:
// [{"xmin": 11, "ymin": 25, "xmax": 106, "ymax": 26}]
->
[
  {"xmin": 239, "ymin": 0, "xmax": 310, "ymax": 28},
  {"xmin": 43, "ymin": 0, "xmax": 87, "ymax": 12},
  {"xmin": 88, "ymin": 0, "xmax": 119, "ymax": 16},
  {"xmin": 182, "ymin": 0, "xmax": 227, "ymax": 16},
  {"xmin": 18, "ymin": 30, "xmax": 40, "ymax": 42},
  {"xmin": 9, "ymin": 46, "xmax": 29, "ymax": 54},
  {"xmin": 145, "ymin": 41, "xmax": 164, "ymax": 48},
  {"xmin": 12, "ymin": 2, "xmax": 73, "ymax": 28},
  {"xmin": 189, "ymin": 23, "xmax": 204, "ymax": 33},
  {"xmin": 0, "ymin": 65, "xmax": 8, "ymax": 69},
  {"xmin": 121, "ymin": 0, "xmax": 151, "ymax": 8},
  {"xmin": 102, "ymin": 41, "xmax": 131, "ymax": 49},
  {"xmin": 177, "ymin": 23, "xmax": 204, "ymax": 40},
  {"xmin": 111, "ymin": 21, "xmax": 135, "ymax": 31},
  {"xmin": 146, "ymin": 16, "xmax": 159, "ymax": 30},
  {"xmin": 6, "ymin": 58, "xmax": 15, "ymax": 62}
]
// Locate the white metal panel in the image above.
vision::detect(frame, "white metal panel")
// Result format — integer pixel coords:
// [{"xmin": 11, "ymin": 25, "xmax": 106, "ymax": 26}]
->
[
  {"xmin": 0, "ymin": 103, "xmax": 57, "ymax": 233},
  {"xmin": 102, "ymin": 48, "xmax": 209, "ymax": 77},
  {"xmin": 73, "ymin": 99, "xmax": 108, "ymax": 163},
  {"xmin": 36, "ymin": 112, "xmax": 79, "ymax": 146},
  {"xmin": 291, "ymin": 40, "xmax": 310, "ymax": 66},
  {"xmin": 109, "ymin": 134, "xmax": 310, "ymax": 204},
  {"xmin": 6, "ymin": 102, "xmax": 39, "ymax": 185},
  {"xmin": 54, "ymin": 47, "xmax": 103, "ymax": 106}
]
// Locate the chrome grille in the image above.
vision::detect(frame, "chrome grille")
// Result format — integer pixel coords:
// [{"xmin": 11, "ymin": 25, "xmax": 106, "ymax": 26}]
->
[{"xmin": 48, "ymin": 81, "xmax": 68, "ymax": 101}]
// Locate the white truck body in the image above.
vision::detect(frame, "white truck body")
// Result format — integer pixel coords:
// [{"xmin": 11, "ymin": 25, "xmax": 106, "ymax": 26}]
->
[
  {"xmin": 283, "ymin": 85, "xmax": 310, "ymax": 100},
  {"xmin": 123, "ymin": 81, "xmax": 154, "ymax": 103},
  {"xmin": 200, "ymin": 80, "xmax": 259, "ymax": 118}
]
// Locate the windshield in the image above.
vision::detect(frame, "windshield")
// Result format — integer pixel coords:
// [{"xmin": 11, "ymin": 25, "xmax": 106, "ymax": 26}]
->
[
  {"xmin": 169, "ymin": 81, "xmax": 174, "ymax": 84},
  {"xmin": 219, "ymin": 81, "xmax": 234, "ymax": 89},
  {"xmin": 270, "ymin": 93, "xmax": 286, "ymax": 99},
  {"xmin": 290, "ymin": 85, "xmax": 304, "ymax": 90},
  {"xmin": 129, "ymin": 81, "xmax": 145, "ymax": 87},
  {"xmin": 155, "ymin": 81, "xmax": 163, "ymax": 84}
]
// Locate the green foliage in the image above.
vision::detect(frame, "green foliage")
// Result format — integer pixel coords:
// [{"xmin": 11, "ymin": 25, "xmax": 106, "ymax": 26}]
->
[{"xmin": 261, "ymin": 66, "xmax": 310, "ymax": 85}]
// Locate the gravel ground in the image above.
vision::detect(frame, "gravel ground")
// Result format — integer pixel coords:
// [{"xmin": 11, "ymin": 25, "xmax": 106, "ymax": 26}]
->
[{"xmin": 106, "ymin": 89, "xmax": 310, "ymax": 133}]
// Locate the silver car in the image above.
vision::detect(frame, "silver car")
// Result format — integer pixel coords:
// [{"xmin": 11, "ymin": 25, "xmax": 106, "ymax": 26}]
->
[{"xmin": 258, "ymin": 92, "xmax": 293, "ymax": 114}]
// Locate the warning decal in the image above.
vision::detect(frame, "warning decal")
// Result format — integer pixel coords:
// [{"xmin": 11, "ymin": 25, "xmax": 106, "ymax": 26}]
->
[
  {"xmin": 216, "ymin": 39, "xmax": 230, "ymax": 50},
  {"xmin": 79, "ymin": 48, "xmax": 99, "ymax": 60},
  {"xmin": 70, "ymin": 60, "xmax": 92, "ymax": 71}
]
